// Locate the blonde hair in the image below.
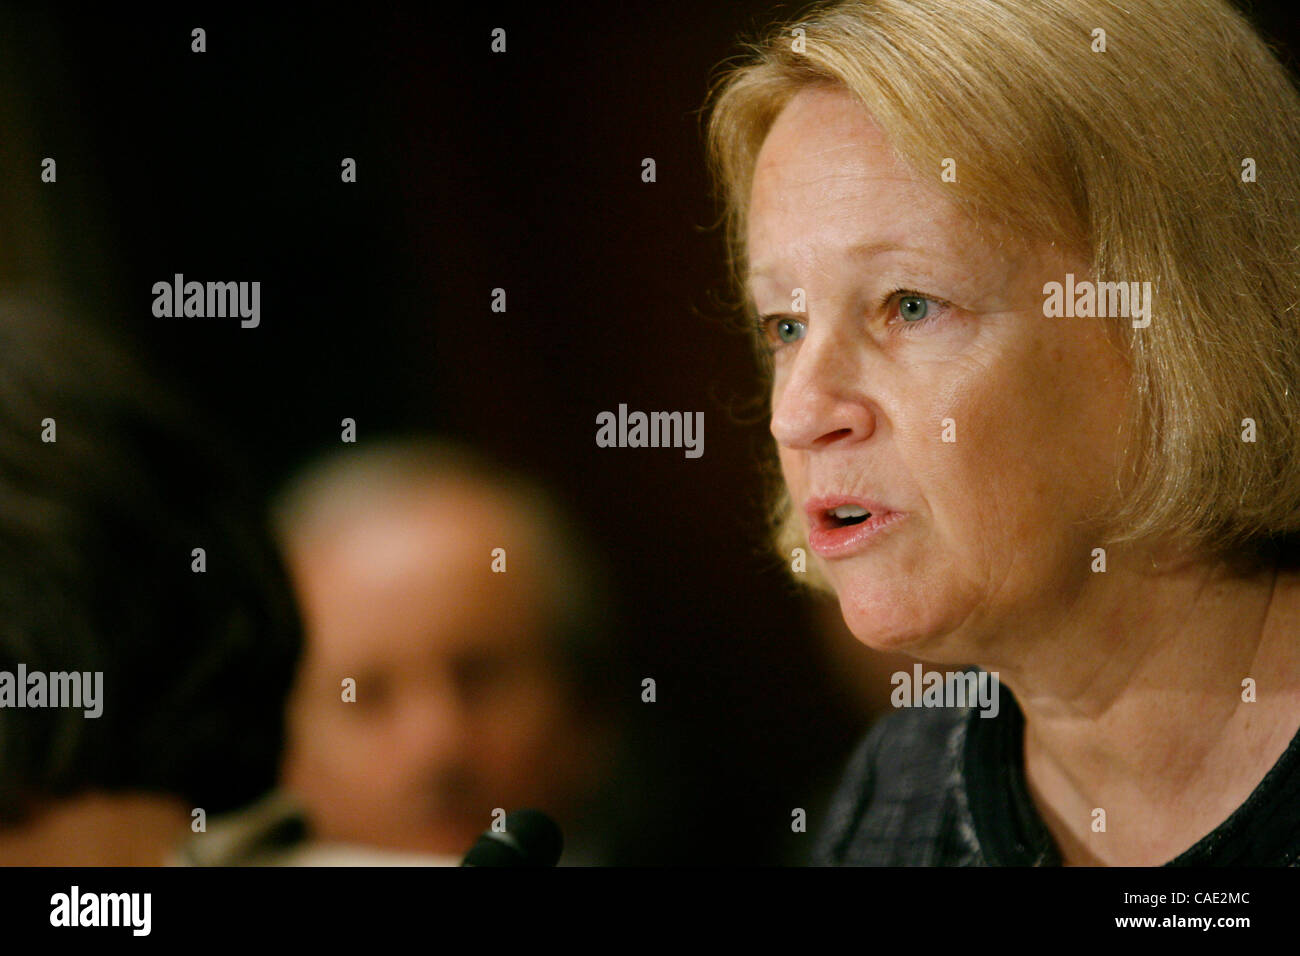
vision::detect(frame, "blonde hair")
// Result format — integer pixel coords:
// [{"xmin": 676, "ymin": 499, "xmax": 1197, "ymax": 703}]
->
[{"xmin": 705, "ymin": 0, "xmax": 1300, "ymax": 590}]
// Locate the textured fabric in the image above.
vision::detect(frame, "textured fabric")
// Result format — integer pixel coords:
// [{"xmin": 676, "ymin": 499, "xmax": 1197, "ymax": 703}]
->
[{"xmin": 813, "ymin": 671, "xmax": 1300, "ymax": 866}]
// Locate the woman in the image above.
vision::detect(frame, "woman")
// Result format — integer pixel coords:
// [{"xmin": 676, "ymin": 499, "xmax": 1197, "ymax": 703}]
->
[{"xmin": 706, "ymin": 0, "xmax": 1300, "ymax": 865}]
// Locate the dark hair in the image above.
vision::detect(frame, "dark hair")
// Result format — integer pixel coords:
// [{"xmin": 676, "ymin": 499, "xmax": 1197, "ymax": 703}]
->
[{"xmin": 0, "ymin": 287, "xmax": 302, "ymax": 822}]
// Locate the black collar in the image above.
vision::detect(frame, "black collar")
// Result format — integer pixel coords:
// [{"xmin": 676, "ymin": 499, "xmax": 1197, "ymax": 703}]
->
[{"xmin": 963, "ymin": 683, "xmax": 1300, "ymax": 866}]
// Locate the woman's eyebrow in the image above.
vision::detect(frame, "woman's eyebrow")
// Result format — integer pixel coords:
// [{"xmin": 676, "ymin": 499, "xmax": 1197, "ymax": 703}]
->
[{"xmin": 747, "ymin": 239, "xmax": 944, "ymax": 287}]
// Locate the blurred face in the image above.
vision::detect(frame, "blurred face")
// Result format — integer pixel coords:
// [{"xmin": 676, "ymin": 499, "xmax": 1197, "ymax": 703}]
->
[
  {"xmin": 748, "ymin": 87, "xmax": 1131, "ymax": 658},
  {"xmin": 279, "ymin": 482, "xmax": 588, "ymax": 857}
]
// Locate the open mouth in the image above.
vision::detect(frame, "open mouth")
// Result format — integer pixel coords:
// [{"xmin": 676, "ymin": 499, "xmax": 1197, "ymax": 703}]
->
[
  {"xmin": 826, "ymin": 504, "xmax": 872, "ymax": 528},
  {"xmin": 804, "ymin": 496, "xmax": 906, "ymax": 558}
]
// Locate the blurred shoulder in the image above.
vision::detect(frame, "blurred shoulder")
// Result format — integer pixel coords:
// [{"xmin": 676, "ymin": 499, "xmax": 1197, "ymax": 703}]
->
[{"xmin": 170, "ymin": 790, "xmax": 456, "ymax": 866}]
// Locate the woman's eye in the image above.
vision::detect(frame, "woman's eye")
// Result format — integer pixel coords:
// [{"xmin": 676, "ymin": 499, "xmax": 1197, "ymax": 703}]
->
[
  {"xmin": 888, "ymin": 291, "xmax": 949, "ymax": 329},
  {"xmin": 899, "ymin": 295, "xmax": 929, "ymax": 322},
  {"xmin": 775, "ymin": 317, "xmax": 805, "ymax": 342},
  {"xmin": 758, "ymin": 315, "xmax": 806, "ymax": 349}
]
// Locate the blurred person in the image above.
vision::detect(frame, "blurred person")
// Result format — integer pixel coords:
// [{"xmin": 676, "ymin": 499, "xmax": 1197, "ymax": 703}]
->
[
  {"xmin": 0, "ymin": 291, "xmax": 448, "ymax": 866},
  {"xmin": 272, "ymin": 438, "xmax": 622, "ymax": 863},
  {"xmin": 0, "ymin": 13, "xmax": 446, "ymax": 866},
  {"xmin": 0, "ymin": 289, "xmax": 303, "ymax": 865}
]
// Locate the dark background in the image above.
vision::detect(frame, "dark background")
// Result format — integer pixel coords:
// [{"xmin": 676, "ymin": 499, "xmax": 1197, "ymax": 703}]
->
[{"xmin": 2, "ymin": 0, "xmax": 1295, "ymax": 864}]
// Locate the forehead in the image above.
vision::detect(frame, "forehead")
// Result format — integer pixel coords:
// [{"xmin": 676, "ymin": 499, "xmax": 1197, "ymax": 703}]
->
[
  {"xmin": 746, "ymin": 86, "xmax": 962, "ymax": 286},
  {"xmin": 288, "ymin": 485, "xmax": 551, "ymax": 660}
]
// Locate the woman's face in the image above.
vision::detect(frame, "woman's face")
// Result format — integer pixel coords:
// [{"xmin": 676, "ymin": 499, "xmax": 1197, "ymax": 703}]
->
[{"xmin": 747, "ymin": 87, "xmax": 1132, "ymax": 657}]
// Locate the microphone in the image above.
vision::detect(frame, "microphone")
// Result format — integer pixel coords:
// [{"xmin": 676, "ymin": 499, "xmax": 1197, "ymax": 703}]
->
[{"xmin": 461, "ymin": 809, "xmax": 564, "ymax": 866}]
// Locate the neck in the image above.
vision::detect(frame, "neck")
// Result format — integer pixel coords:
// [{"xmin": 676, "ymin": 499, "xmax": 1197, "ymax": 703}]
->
[
  {"xmin": 0, "ymin": 791, "xmax": 191, "ymax": 865},
  {"xmin": 980, "ymin": 545, "xmax": 1300, "ymax": 866}
]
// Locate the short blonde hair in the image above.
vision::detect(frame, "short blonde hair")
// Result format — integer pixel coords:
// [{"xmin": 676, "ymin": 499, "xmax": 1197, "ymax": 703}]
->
[{"xmin": 705, "ymin": 0, "xmax": 1300, "ymax": 589}]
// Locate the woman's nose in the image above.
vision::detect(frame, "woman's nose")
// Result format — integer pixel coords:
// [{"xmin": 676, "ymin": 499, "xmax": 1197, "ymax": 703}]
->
[{"xmin": 768, "ymin": 328, "xmax": 876, "ymax": 450}]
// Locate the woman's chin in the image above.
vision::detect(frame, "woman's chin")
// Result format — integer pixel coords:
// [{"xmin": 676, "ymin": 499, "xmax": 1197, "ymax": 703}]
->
[
  {"xmin": 835, "ymin": 589, "xmax": 973, "ymax": 661},
  {"xmin": 845, "ymin": 621, "xmax": 932, "ymax": 655}
]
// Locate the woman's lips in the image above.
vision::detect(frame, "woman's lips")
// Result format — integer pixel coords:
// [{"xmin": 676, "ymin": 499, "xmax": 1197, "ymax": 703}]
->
[{"xmin": 804, "ymin": 496, "xmax": 907, "ymax": 559}]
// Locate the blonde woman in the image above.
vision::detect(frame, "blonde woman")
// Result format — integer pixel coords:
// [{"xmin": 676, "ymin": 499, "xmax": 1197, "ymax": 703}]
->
[{"xmin": 707, "ymin": 0, "xmax": 1300, "ymax": 865}]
